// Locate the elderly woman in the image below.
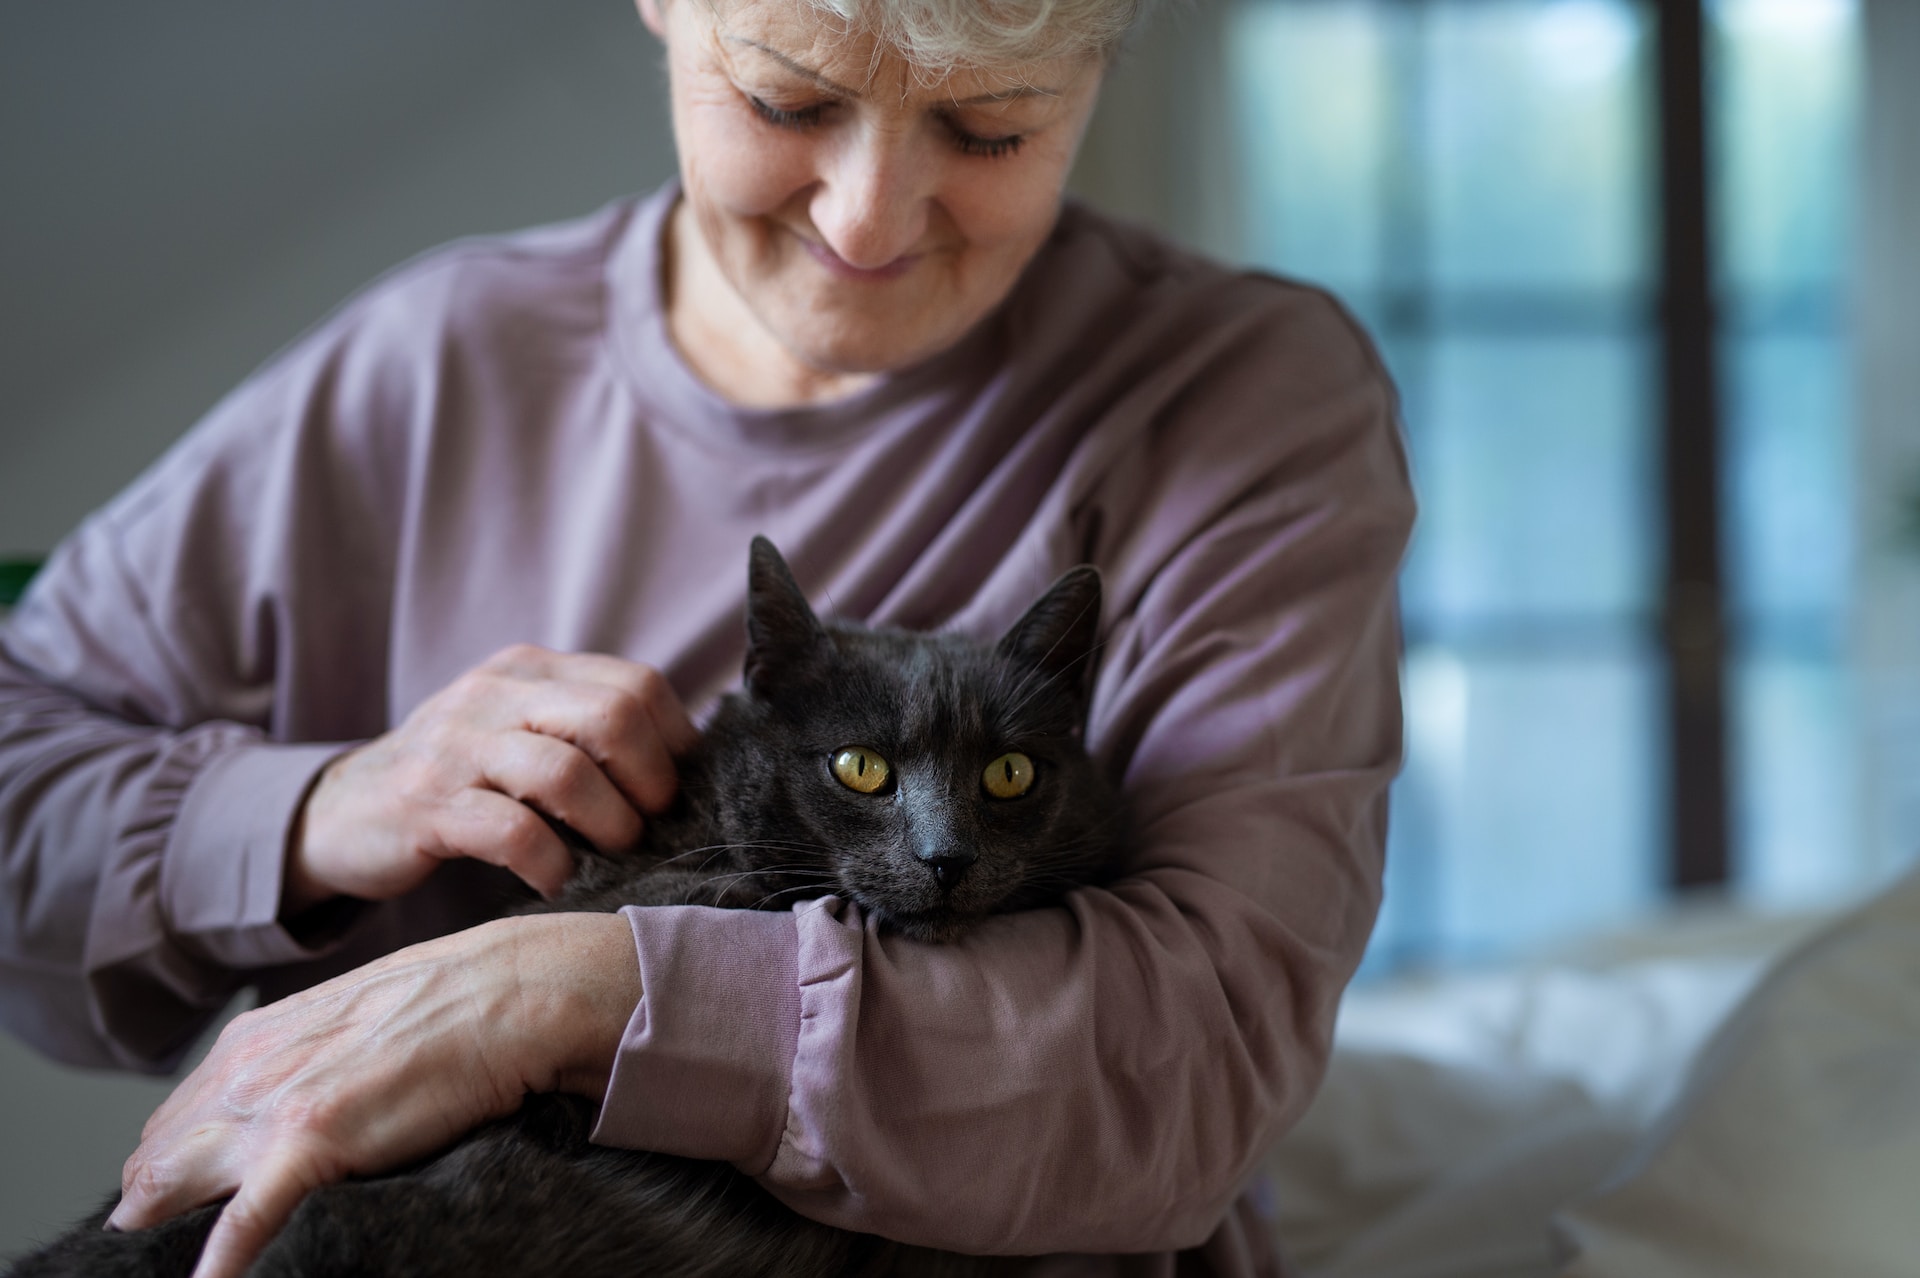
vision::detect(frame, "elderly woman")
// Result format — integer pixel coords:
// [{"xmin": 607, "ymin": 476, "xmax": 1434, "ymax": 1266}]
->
[{"xmin": 0, "ymin": 0, "xmax": 1410, "ymax": 1274}]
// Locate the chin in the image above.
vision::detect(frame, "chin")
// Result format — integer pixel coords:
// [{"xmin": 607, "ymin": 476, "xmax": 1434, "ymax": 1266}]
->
[
  {"xmin": 752, "ymin": 258, "xmax": 992, "ymax": 375},
  {"xmin": 779, "ymin": 284, "xmax": 990, "ymax": 368},
  {"xmin": 774, "ymin": 312, "xmax": 958, "ymax": 377}
]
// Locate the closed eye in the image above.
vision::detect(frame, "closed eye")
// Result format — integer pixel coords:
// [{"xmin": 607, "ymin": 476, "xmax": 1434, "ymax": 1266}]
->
[
  {"xmin": 748, "ymin": 94, "xmax": 829, "ymax": 130},
  {"xmin": 940, "ymin": 114, "xmax": 1024, "ymax": 159},
  {"xmin": 748, "ymin": 92, "xmax": 1024, "ymax": 159}
]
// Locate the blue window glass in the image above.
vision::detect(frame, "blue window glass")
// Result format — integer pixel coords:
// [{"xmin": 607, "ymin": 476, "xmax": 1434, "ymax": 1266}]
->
[
  {"xmin": 1230, "ymin": 0, "xmax": 1863, "ymax": 967},
  {"xmin": 1710, "ymin": 0, "xmax": 1860, "ymax": 294},
  {"xmin": 1405, "ymin": 333, "xmax": 1657, "ymax": 624},
  {"xmin": 1230, "ymin": 1, "xmax": 1390, "ymax": 295},
  {"xmin": 1426, "ymin": 0, "xmax": 1653, "ymax": 294},
  {"xmin": 1232, "ymin": 0, "xmax": 1659, "ymax": 967},
  {"xmin": 1710, "ymin": 0, "xmax": 1861, "ymax": 906},
  {"xmin": 1386, "ymin": 647, "xmax": 1663, "ymax": 963}
]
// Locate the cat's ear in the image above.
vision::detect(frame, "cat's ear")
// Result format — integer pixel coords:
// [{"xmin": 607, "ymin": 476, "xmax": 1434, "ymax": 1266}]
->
[
  {"xmin": 996, "ymin": 565, "xmax": 1103, "ymax": 700},
  {"xmin": 744, "ymin": 536, "xmax": 826, "ymax": 695}
]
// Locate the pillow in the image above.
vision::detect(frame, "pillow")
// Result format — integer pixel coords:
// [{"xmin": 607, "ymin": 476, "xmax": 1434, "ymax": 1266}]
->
[
  {"xmin": 1262, "ymin": 952, "xmax": 1766, "ymax": 1278},
  {"xmin": 1554, "ymin": 863, "xmax": 1920, "ymax": 1278}
]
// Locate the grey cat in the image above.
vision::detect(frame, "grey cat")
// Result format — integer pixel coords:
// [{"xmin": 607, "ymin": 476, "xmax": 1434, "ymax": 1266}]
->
[{"xmin": 8, "ymin": 537, "xmax": 1126, "ymax": 1278}]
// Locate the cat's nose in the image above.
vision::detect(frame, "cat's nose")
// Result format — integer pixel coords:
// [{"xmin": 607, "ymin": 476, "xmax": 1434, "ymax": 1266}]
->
[{"xmin": 917, "ymin": 847, "xmax": 977, "ymax": 891}]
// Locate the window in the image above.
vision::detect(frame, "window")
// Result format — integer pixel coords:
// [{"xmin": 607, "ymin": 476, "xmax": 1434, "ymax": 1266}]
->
[
  {"xmin": 1713, "ymin": 0, "xmax": 1860, "ymax": 905},
  {"xmin": 1227, "ymin": 0, "xmax": 1862, "ymax": 966}
]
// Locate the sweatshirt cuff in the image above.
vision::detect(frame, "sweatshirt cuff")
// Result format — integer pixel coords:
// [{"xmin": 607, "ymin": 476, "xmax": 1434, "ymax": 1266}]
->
[
  {"xmin": 590, "ymin": 903, "xmax": 803, "ymax": 1173},
  {"xmin": 160, "ymin": 740, "xmax": 360, "ymax": 968}
]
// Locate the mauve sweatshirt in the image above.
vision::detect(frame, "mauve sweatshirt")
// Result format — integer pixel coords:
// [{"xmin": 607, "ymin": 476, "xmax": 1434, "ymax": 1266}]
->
[{"xmin": 0, "ymin": 184, "xmax": 1412, "ymax": 1275}]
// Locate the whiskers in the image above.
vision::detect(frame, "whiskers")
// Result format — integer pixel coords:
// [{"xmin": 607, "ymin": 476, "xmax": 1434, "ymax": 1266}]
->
[
  {"xmin": 647, "ymin": 835, "xmax": 835, "ymax": 863},
  {"xmin": 644, "ymin": 838, "xmax": 836, "ymax": 876},
  {"xmin": 748, "ymin": 880, "xmax": 840, "ymax": 911},
  {"xmin": 699, "ymin": 864, "xmax": 843, "ymax": 912}
]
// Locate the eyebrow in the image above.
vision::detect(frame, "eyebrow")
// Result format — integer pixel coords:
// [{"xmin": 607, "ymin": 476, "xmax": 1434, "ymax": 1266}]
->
[{"xmin": 726, "ymin": 37, "xmax": 1060, "ymax": 105}]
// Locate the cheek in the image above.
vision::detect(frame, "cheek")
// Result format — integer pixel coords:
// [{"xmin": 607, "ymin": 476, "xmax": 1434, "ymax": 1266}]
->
[
  {"xmin": 674, "ymin": 81, "xmax": 817, "ymax": 215},
  {"xmin": 937, "ymin": 145, "xmax": 1080, "ymax": 256}
]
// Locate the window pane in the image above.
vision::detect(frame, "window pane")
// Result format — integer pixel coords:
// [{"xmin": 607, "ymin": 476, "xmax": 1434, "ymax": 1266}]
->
[
  {"xmin": 1230, "ymin": 0, "xmax": 1669, "ymax": 971},
  {"xmin": 1386, "ymin": 647, "xmax": 1664, "ymax": 962},
  {"xmin": 1426, "ymin": 0, "xmax": 1653, "ymax": 293},
  {"xmin": 1230, "ymin": 1, "xmax": 1391, "ymax": 293},
  {"xmin": 1711, "ymin": 0, "xmax": 1862, "ymax": 907},
  {"xmin": 1732, "ymin": 656, "xmax": 1859, "ymax": 905},
  {"xmin": 1724, "ymin": 332, "xmax": 1854, "ymax": 626},
  {"xmin": 1403, "ymin": 333, "xmax": 1658, "ymax": 624},
  {"xmin": 1710, "ymin": 0, "xmax": 1861, "ymax": 292}
]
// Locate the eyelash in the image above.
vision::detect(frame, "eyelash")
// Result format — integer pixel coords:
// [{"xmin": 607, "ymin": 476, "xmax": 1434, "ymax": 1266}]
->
[
  {"xmin": 747, "ymin": 95, "xmax": 826, "ymax": 130},
  {"xmin": 745, "ymin": 94, "xmax": 1025, "ymax": 160}
]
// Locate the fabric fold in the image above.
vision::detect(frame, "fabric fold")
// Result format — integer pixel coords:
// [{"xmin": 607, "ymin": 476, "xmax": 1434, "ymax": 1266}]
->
[
  {"xmin": 591, "ymin": 901, "xmax": 804, "ymax": 1173},
  {"xmin": 161, "ymin": 739, "xmax": 362, "ymax": 968}
]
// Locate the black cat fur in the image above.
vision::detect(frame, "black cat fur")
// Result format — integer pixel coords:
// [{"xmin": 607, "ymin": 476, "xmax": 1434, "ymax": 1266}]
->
[{"xmin": 7, "ymin": 537, "xmax": 1126, "ymax": 1278}]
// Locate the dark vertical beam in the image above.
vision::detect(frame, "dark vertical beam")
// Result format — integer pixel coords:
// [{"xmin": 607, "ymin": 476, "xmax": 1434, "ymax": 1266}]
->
[{"xmin": 1654, "ymin": 0, "xmax": 1730, "ymax": 889}]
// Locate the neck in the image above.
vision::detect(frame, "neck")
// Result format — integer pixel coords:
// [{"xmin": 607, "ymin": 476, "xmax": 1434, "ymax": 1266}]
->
[{"xmin": 662, "ymin": 200, "xmax": 882, "ymax": 409}]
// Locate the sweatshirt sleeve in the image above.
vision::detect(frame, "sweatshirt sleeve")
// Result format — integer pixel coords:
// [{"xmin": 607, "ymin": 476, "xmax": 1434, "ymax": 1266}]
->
[
  {"xmin": 590, "ymin": 290, "xmax": 1415, "ymax": 1255},
  {"xmin": 0, "ymin": 303, "xmax": 409, "ymax": 1073}
]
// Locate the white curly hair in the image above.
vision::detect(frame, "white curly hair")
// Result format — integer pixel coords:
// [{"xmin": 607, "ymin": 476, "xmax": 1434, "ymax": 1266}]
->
[{"xmin": 731, "ymin": 0, "xmax": 1155, "ymax": 71}]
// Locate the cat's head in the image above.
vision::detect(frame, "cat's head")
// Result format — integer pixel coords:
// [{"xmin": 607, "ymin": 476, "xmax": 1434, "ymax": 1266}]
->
[{"xmin": 716, "ymin": 536, "xmax": 1125, "ymax": 942}]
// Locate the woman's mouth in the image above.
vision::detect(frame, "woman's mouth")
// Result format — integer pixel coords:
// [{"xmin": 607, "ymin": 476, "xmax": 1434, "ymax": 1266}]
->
[{"xmin": 799, "ymin": 236, "xmax": 919, "ymax": 282}]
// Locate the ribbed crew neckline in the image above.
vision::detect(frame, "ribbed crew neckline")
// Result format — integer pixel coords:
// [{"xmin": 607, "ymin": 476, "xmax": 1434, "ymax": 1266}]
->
[{"xmin": 606, "ymin": 181, "xmax": 1017, "ymax": 456}]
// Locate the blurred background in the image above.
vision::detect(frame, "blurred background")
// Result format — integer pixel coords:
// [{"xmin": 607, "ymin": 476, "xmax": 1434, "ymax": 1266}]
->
[{"xmin": 2, "ymin": 0, "xmax": 1917, "ymax": 1258}]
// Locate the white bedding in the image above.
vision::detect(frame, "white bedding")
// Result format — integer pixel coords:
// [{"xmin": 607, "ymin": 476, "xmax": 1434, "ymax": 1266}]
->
[{"xmin": 1260, "ymin": 897, "xmax": 1880, "ymax": 1278}]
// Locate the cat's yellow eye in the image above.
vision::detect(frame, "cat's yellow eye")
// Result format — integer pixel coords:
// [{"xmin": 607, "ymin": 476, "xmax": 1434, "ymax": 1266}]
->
[
  {"xmin": 831, "ymin": 747, "xmax": 891, "ymax": 794},
  {"xmin": 982, "ymin": 752, "xmax": 1035, "ymax": 799}
]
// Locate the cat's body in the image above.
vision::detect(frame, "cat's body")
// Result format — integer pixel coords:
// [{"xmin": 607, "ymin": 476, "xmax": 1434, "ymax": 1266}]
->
[{"xmin": 8, "ymin": 539, "xmax": 1125, "ymax": 1278}]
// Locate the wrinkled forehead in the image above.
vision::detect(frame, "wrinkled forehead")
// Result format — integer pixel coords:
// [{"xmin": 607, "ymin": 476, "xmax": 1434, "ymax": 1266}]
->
[{"xmin": 689, "ymin": 0, "xmax": 1105, "ymax": 102}]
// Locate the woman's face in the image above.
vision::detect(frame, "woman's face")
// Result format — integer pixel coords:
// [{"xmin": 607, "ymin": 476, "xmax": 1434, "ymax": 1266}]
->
[{"xmin": 639, "ymin": 0, "xmax": 1106, "ymax": 381}]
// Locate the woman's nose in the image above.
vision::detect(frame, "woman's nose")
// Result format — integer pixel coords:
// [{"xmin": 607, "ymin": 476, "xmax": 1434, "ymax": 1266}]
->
[{"xmin": 809, "ymin": 126, "xmax": 933, "ymax": 270}]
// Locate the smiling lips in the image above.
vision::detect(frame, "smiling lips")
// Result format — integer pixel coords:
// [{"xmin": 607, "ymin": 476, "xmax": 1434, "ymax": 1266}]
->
[{"xmin": 799, "ymin": 234, "xmax": 920, "ymax": 281}]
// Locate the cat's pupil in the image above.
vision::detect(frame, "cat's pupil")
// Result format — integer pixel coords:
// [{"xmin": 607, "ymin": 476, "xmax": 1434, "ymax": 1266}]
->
[
  {"xmin": 832, "ymin": 746, "xmax": 891, "ymax": 794},
  {"xmin": 982, "ymin": 751, "xmax": 1035, "ymax": 799}
]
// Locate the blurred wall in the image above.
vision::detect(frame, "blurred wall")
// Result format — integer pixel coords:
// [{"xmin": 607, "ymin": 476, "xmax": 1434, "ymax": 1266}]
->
[{"xmin": 0, "ymin": 0, "xmax": 677, "ymax": 558}]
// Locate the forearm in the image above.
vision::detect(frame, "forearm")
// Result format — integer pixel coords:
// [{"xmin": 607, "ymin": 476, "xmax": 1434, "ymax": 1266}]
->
[
  {"xmin": 0, "ymin": 647, "xmax": 350, "ymax": 1069},
  {"xmin": 586, "ymin": 827, "xmax": 1368, "ymax": 1256},
  {"xmin": 775, "ymin": 891, "xmax": 1334, "ymax": 1254}
]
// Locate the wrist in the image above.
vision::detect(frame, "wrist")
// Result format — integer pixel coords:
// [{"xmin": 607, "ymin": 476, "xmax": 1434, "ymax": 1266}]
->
[
  {"xmin": 280, "ymin": 754, "xmax": 350, "ymax": 920},
  {"xmin": 506, "ymin": 912, "xmax": 643, "ymax": 1102}
]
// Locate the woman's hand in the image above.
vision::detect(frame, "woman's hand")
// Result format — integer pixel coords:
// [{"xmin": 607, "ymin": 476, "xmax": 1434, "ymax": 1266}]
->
[
  {"xmin": 286, "ymin": 644, "xmax": 699, "ymax": 911},
  {"xmin": 107, "ymin": 911, "xmax": 641, "ymax": 1278}
]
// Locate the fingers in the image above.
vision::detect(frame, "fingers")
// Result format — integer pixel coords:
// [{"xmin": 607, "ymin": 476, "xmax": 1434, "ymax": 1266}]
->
[
  {"xmin": 98, "ymin": 931, "xmax": 563, "ymax": 1274},
  {"xmin": 296, "ymin": 646, "xmax": 699, "ymax": 904},
  {"xmin": 561, "ymin": 653, "xmax": 702, "ymax": 753},
  {"xmin": 475, "ymin": 651, "xmax": 695, "ymax": 819},
  {"xmin": 435, "ymin": 788, "xmax": 577, "ymax": 898},
  {"xmin": 487, "ymin": 645, "xmax": 701, "ymax": 755},
  {"xmin": 110, "ymin": 1130, "xmax": 231, "ymax": 1233},
  {"xmin": 189, "ymin": 1144, "xmax": 332, "ymax": 1278},
  {"xmin": 484, "ymin": 730, "xmax": 645, "ymax": 852},
  {"xmin": 509, "ymin": 684, "xmax": 684, "ymax": 817}
]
